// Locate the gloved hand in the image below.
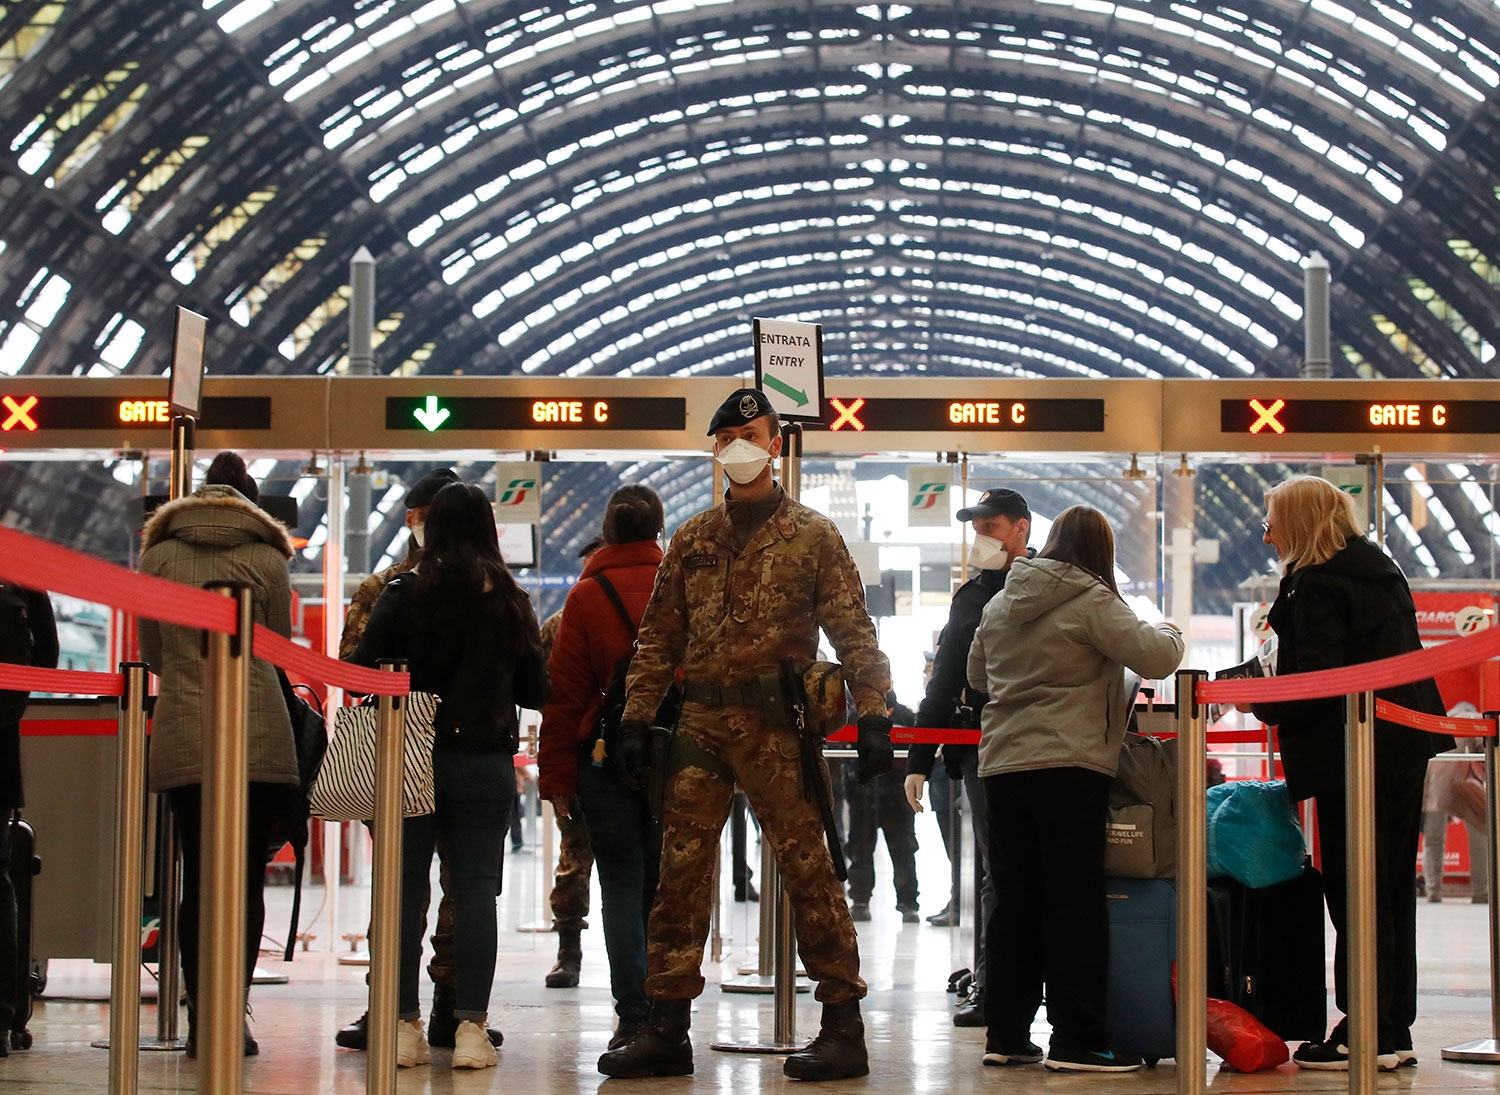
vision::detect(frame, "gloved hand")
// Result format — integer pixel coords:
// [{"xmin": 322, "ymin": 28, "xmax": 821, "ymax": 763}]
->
[
  {"xmin": 614, "ymin": 720, "xmax": 652, "ymax": 790},
  {"xmin": 855, "ymin": 714, "xmax": 894, "ymax": 784}
]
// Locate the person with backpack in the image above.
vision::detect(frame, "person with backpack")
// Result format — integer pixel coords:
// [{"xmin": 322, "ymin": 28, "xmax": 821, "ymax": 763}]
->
[
  {"xmin": 136, "ymin": 452, "xmax": 297, "ymax": 1058},
  {"xmin": 538, "ymin": 485, "xmax": 670, "ymax": 1051},
  {"xmin": 0, "ymin": 581, "xmax": 57, "ymax": 1057}
]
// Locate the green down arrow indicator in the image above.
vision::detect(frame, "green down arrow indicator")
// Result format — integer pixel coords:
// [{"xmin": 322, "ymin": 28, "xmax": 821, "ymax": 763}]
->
[
  {"xmin": 413, "ymin": 395, "xmax": 451, "ymax": 431},
  {"xmin": 762, "ymin": 374, "xmax": 809, "ymax": 407}
]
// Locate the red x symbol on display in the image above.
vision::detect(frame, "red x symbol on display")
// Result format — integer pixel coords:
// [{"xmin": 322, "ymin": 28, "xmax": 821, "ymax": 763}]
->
[
  {"xmin": 1, "ymin": 395, "xmax": 38, "ymax": 432},
  {"xmin": 828, "ymin": 397, "xmax": 866, "ymax": 432},
  {"xmin": 1247, "ymin": 397, "xmax": 1285, "ymax": 435}
]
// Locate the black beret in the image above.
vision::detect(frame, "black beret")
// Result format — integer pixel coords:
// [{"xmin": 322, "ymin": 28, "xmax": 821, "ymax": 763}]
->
[
  {"xmin": 405, "ymin": 468, "xmax": 460, "ymax": 509},
  {"xmin": 955, "ymin": 487, "xmax": 1030, "ymax": 523},
  {"xmin": 706, "ymin": 388, "xmax": 775, "ymax": 435}
]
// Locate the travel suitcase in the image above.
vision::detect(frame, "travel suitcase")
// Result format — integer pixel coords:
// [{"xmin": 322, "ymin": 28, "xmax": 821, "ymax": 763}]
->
[
  {"xmin": 1105, "ymin": 876, "xmax": 1176, "ymax": 1064},
  {"xmin": 8, "ymin": 812, "xmax": 39, "ymax": 1050},
  {"xmin": 1206, "ymin": 862, "xmax": 1327, "ymax": 1042}
]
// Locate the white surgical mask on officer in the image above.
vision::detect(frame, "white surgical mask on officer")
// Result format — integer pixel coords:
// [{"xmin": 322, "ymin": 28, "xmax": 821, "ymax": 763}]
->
[
  {"xmin": 716, "ymin": 438, "xmax": 773, "ymax": 485},
  {"xmin": 410, "ymin": 522, "xmax": 426, "ymax": 548},
  {"xmin": 967, "ymin": 533, "xmax": 1009, "ymax": 571}
]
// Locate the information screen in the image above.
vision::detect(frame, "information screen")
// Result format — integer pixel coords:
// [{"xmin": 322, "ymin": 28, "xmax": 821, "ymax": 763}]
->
[
  {"xmin": 825, "ymin": 397, "xmax": 1105, "ymax": 433},
  {"xmin": 0, "ymin": 395, "xmax": 270, "ymax": 433},
  {"xmin": 385, "ymin": 395, "xmax": 686, "ymax": 432},
  {"xmin": 1222, "ymin": 398, "xmax": 1500, "ymax": 435}
]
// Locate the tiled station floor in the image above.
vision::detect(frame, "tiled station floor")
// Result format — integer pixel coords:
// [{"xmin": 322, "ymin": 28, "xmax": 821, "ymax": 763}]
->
[{"xmin": 6, "ymin": 812, "xmax": 1500, "ymax": 1094}]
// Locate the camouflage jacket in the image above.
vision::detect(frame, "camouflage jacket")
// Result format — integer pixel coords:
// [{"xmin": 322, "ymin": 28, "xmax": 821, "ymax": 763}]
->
[
  {"xmin": 539, "ymin": 607, "xmax": 563, "ymax": 664},
  {"xmin": 339, "ymin": 544, "xmax": 418, "ymax": 659},
  {"xmin": 623, "ymin": 490, "xmax": 890, "ymax": 721}
]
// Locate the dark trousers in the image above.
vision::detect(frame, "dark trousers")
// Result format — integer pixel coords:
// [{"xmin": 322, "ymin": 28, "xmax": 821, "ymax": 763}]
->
[
  {"xmin": 843, "ymin": 766, "xmax": 919, "ymax": 908},
  {"xmin": 1314, "ymin": 756, "xmax": 1428, "ymax": 1052},
  {"xmin": 0, "ymin": 816, "xmax": 15, "ymax": 1033},
  {"xmin": 168, "ymin": 783, "xmax": 288, "ymax": 1003},
  {"xmin": 577, "ymin": 759, "xmax": 660, "ymax": 1022},
  {"xmin": 984, "ymin": 767, "xmax": 1111, "ymax": 1050}
]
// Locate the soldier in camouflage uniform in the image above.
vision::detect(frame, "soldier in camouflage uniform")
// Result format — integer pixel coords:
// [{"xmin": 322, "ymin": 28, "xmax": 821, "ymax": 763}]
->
[
  {"xmin": 538, "ymin": 538, "xmax": 603, "ymax": 989},
  {"xmin": 335, "ymin": 470, "xmax": 504, "ymax": 1051},
  {"xmin": 598, "ymin": 389, "xmax": 893, "ymax": 1082}
]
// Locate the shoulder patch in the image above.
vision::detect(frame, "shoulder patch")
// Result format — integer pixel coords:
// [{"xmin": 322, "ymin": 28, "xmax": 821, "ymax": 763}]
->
[
  {"xmin": 683, "ymin": 553, "xmax": 719, "ymax": 569},
  {"xmin": 777, "ymin": 516, "xmax": 798, "ymax": 539}
]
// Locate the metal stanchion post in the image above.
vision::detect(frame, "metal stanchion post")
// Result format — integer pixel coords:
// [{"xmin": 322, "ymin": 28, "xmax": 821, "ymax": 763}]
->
[
  {"xmin": 366, "ymin": 662, "xmax": 406, "ymax": 1095},
  {"xmin": 1175, "ymin": 669, "xmax": 1207, "ymax": 1095},
  {"xmin": 1444, "ymin": 714, "xmax": 1500, "ymax": 1062},
  {"xmin": 1345, "ymin": 690, "xmax": 1378, "ymax": 1094},
  {"xmin": 198, "ymin": 583, "xmax": 252, "ymax": 1095},
  {"xmin": 151, "ymin": 809, "xmax": 185, "ymax": 1050},
  {"xmin": 101, "ymin": 663, "xmax": 149, "ymax": 1090}
]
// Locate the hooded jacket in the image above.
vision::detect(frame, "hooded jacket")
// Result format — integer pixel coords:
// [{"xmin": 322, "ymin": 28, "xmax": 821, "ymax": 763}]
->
[
  {"xmin": 1251, "ymin": 536, "xmax": 1450, "ymax": 802},
  {"xmin": 138, "ymin": 485, "xmax": 297, "ymax": 793},
  {"xmin": 967, "ymin": 556, "xmax": 1184, "ymax": 778}
]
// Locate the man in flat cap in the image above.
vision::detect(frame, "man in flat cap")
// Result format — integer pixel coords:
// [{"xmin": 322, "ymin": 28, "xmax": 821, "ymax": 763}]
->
[
  {"xmin": 334, "ymin": 468, "xmax": 502, "ymax": 1050},
  {"xmin": 599, "ymin": 388, "xmax": 892, "ymax": 1081},
  {"xmin": 903, "ymin": 488, "xmax": 1031, "ymax": 1032}
]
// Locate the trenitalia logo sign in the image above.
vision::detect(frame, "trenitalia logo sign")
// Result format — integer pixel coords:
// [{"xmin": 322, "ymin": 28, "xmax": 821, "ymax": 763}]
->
[
  {"xmin": 492, "ymin": 462, "xmax": 541, "ymax": 525},
  {"xmin": 911, "ymin": 483, "xmax": 947, "ymax": 510},
  {"xmin": 906, "ymin": 465, "xmax": 952, "ymax": 528},
  {"xmin": 497, "ymin": 479, "xmax": 537, "ymax": 506}
]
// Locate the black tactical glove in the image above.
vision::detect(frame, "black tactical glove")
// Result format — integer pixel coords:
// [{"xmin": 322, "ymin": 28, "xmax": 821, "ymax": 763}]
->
[
  {"xmin": 614, "ymin": 719, "xmax": 653, "ymax": 790},
  {"xmin": 855, "ymin": 714, "xmax": 895, "ymax": 785}
]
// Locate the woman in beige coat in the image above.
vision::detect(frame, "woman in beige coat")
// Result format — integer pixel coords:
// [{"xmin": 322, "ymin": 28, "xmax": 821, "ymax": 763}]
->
[{"xmin": 138, "ymin": 452, "xmax": 296, "ymax": 1057}]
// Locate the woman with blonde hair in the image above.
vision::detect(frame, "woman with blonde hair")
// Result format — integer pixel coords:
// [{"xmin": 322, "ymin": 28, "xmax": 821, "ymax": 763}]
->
[{"xmin": 1252, "ymin": 475, "xmax": 1449, "ymax": 1071}]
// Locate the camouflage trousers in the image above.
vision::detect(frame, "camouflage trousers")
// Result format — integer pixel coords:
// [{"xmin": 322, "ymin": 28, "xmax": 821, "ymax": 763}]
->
[
  {"xmin": 646, "ymin": 704, "xmax": 865, "ymax": 1004},
  {"xmin": 549, "ymin": 804, "xmax": 594, "ymax": 931}
]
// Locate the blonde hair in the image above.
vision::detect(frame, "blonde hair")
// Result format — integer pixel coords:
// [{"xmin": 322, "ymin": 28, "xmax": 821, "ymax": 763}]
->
[{"xmin": 1265, "ymin": 475, "xmax": 1363, "ymax": 572}]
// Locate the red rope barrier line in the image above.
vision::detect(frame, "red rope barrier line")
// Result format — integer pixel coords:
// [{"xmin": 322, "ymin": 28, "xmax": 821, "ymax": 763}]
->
[
  {"xmin": 0, "ymin": 662, "xmax": 123, "ymax": 696},
  {"xmin": 1374, "ymin": 698, "xmax": 1497, "ymax": 738},
  {"xmin": 253, "ymin": 626, "xmax": 409, "ymax": 696}
]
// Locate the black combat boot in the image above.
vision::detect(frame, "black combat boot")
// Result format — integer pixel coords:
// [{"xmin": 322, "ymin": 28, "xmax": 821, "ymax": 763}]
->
[
  {"xmin": 784, "ymin": 999, "xmax": 869, "ymax": 1080},
  {"xmin": 597, "ymin": 999, "xmax": 693, "ymax": 1078},
  {"xmin": 545, "ymin": 927, "xmax": 583, "ymax": 988}
]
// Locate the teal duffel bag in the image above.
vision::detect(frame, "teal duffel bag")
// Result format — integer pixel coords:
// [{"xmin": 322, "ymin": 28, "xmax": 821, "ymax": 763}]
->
[{"xmin": 1206, "ymin": 779, "xmax": 1307, "ymax": 889}]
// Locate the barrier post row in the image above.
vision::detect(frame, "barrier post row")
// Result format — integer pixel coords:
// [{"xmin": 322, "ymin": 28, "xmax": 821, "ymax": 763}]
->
[
  {"xmin": 366, "ymin": 662, "xmax": 406, "ymax": 1095},
  {"xmin": 1175, "ymin": 669, "xmax": 1207, "ymax": 1095},
  {"xmin": 152, "ymin": 805, "xmax": 184, "ymax": 1050},
  {"xmin": 1441, "ymin": 713, "xmax": 1500, "ymax": 1063},
  {"xmin": 198, "ymin": 583, "xmax": 252, "ymax": 1095},
  {"xmin": 108, "ymin": 662, "xmax": 150, "ymax": 1094},
  {"xmin": 1345, "ymin": 690, "xmax": 1378, "ymax": 1094}
]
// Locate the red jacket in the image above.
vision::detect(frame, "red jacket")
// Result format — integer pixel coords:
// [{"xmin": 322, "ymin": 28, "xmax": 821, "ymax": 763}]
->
[{"xmin": 538, "ymin": 539, "xmax": 664, "ymax": 800}]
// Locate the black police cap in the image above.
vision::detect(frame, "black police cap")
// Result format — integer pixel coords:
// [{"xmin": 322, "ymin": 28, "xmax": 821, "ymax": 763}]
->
[
  {"xmin": 404, "ymin": 468, "xmax": 460, "ymax": 509},
  {"xmin": 706, "ymin": 388, "xmax": 775, "ymax": 435},
  {"xmin": 955, "ymin": 487, "xmax": 1030, "ymax": 524}
]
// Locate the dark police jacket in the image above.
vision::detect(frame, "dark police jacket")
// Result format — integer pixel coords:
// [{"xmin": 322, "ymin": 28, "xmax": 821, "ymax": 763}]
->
[{"xmin": 1251, "ymin": 536, "xmax": 1451, "ymax": 802}]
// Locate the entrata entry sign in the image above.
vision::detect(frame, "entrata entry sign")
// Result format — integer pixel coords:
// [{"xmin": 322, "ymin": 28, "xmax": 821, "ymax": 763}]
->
[{"xmin": 753, "ymin": 317, "xmax": 824, "ymax": 422}]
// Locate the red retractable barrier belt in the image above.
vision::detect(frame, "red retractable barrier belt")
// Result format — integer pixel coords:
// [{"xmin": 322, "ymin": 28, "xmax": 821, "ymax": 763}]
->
[
  {"xmin": 20, "ymin": 718, "xmax": 118, "ymax": 736},
  {"xmin": 1375, "ymin": 698, "xmax": 1497, "ymax": 738},
  {"xmin": 253, "ymin": 626, "xmax": 409, "ymax": 696},
  {"xmin": 0, "ymin": 661, "xmax": 123, "ymax": 696}
]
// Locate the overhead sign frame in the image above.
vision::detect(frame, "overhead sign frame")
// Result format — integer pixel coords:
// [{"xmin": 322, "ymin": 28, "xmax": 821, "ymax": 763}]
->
[
  {"xmin": 752, "ymin": 317, "xmax": 824, "ymax": 423},
  {"xmin": 168, "ymin": 306, "xmax": 208, "ymax": 418}
]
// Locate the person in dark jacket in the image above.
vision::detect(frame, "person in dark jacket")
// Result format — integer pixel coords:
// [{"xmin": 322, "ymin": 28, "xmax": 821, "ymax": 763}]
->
[
  {"xmin": 350, "ymin": 482, "xmax": 549, "ymax": 1071},
  {"xmin": 903, "ymin": 487, "xmax": 1031, "ymax": 1025},
  {"xmin": 0, "ymin": 583, "xmax": 57, "ymax": 1056},
  {"xmin": 539, "ymin": 485, "xmax": 667, "ymax": 1050},
  {"xmin": 1251, "ymin": 475, "xmax": 1449, "ymax": 1072}
]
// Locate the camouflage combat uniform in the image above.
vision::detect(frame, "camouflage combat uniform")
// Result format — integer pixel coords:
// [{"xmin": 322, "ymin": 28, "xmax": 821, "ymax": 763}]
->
[
  {"xmin": 623, "ymin": 485, "xmax": 891, "ymax": 1003},
  {"xmin": 539, "ymin": 608, "xmax": 594, "ymax": 931}
]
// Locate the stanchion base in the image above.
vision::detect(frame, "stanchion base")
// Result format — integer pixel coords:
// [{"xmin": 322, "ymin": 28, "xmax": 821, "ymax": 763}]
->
[
  {"xmin": 1442, "ymin": 1039, "xmax": 1500, "ymax": 1063},
  {"xmin": 710, "ymin": 1040, "xmax": 808, "ymax": 1054},
  {"xmin": 337, "ymin": 951, "xmax": 370, "ymax": 966},
  {"xmin": 720, "ymin": 975, "xmax": 812, "ymax": 995},
  {"xmin": 736, "ymin": 963, "xmax": 808, "ymax": 977},
  {"xmin": 517, "ymin": 921, "xmax": 556, "ymax": 934},
  {"xmin": 251, "ymin": 966, "xmax": 288, "ymax": 985},
  {"xmin": 89, "ymin": 1038, "xmax": 187, "ymax": 1052}
]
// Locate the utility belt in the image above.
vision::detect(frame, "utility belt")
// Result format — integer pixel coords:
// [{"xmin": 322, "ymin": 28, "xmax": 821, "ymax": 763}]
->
[{"xmin": 681, "ymin": 679, "xmax": 769, "ymax": 709}]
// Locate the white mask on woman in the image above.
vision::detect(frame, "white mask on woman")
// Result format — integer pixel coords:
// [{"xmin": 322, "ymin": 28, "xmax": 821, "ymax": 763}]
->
[
  {"xmin": 716, "ymin": 438, "xmax": 773, "ymax": 485},
  {"xmin": 967, "ymin": 533, "xmax": 1009, "ymax": 571}
]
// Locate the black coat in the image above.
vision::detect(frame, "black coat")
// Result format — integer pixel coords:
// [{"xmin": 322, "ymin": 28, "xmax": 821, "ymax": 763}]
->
[
  {"xmin": 0, "ymin": 586, "xmax": 60, "ymax": 809},
  {"xmin": 1252, "ymin": 537, "xmax": 1450, "ymax": 802}
]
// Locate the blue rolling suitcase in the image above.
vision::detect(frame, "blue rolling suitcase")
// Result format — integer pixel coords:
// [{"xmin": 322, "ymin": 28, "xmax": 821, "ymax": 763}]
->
[{"xmin": 1105, "ymin": 876, "xmax": 1176, "ymax": 1065}]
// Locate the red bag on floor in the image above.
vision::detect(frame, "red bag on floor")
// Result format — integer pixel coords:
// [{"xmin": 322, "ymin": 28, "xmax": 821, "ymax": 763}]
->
[{"xmin": 1206, "ymin": 997, "xmax": 1290, "ymax": 1071}]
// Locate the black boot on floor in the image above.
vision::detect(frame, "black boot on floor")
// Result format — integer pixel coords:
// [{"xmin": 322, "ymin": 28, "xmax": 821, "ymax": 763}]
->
[
  {"xmin": 597, "ymin": 999, "xmax": 693, "ymax": 1077},
  {"xmin": 953, "ymin": 988, "xmax": 985, "ymax": 1027},
  {"xmin": 784, "ymin": 998, "xmax": 869, "ymax": 1080},
  {"xmin": 545, "ymin": 927, "xmax": 583, "ymax": 988},
  {"xmin": 334, "ymin": 1011, "xmax": 368, "ymax": 1050},
  {"xmin": 428, "ymin": 983, "xmax": 505, "ymax": 1048}
]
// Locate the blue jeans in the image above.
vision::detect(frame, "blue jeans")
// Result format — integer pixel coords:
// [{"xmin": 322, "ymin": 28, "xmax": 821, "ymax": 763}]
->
[
  {"xmin": 399, "ymin": 749, "xmax": 513, "ymax": 1020},
  {"xmin": 577, "ymin": 759, "xmax": 659, "ymax": 1022}
]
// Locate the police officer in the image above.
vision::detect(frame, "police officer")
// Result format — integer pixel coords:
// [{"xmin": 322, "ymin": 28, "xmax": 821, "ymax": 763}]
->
[
  {"xmin": 904, "ymin": 488, "xmax": 1031, "ymax": 1028},
  {"xmin": 598, "ymin": 389, "xmax": 893, "ymax": 1081}
]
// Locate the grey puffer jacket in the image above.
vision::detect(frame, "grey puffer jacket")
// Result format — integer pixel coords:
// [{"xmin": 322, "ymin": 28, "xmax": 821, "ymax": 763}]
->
[
  {"xmin": 968, "ymin": 556, "xmax": 1184, "ymax": 778},
  {"xmin": 138, "ymin": 485, "xmax": 297, "ymax": 793}
]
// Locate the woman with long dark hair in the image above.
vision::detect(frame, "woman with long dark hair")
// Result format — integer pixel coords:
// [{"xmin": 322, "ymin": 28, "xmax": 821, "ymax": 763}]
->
[
  {"xmin": 538, "ymin": 484, "xmax": 669, "ymax": 1049},
  {"xmin": 350, "ymin": 482, "xmax": 548, "ymax": 1071},
  {"xmin": 967, "ymin": 505, "xmax": 1183, "ymax": 1073}
]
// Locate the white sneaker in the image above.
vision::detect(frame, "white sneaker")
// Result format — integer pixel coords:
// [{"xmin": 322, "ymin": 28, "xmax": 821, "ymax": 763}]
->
[
  {"xmin": 397, "ymin": 1020, "xmax": 431, "ymax": 1068},
  {"xmin": 452, "ymin": 1020, "xmax": 499, "ymax": 1070}
]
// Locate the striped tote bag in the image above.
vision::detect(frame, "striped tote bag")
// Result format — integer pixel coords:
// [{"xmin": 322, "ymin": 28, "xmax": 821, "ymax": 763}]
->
[{"xmin": 309, "ymin": 691, "xmax": 440, "ymax": 822}]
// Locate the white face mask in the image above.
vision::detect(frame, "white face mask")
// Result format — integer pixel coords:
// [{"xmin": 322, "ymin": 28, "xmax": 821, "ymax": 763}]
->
[
  {"xmin": 967, "ymin": 533, "xmax": 1009, "ymax": 571},
  {"xmin": 410, "ymin": 522, "xmax": 426, "ymax": 548},
  {"xmin": 716, "ymin": 437, "xmax": 773, "ymax": 485}
]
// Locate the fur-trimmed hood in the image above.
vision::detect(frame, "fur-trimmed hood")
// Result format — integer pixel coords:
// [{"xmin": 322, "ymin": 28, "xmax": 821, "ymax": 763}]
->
[{"xmin": 142, "ymin": 484, "xmax": 294, "ymax": 558}]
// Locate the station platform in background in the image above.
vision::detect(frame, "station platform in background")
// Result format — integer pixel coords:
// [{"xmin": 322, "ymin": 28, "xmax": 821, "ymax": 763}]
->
[{"xmin": 2, "ymin": 833, "xmax": 1498, "ymax": 1095}]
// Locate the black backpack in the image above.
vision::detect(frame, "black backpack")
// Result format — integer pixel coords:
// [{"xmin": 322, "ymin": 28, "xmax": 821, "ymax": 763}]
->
[
  {"xmin": 0, "ymin": 584, "xmax": 34, "ymax": 724},
  {"xmin": 592, "ymin": 575, "xmax": 680, "ymax": 758}
]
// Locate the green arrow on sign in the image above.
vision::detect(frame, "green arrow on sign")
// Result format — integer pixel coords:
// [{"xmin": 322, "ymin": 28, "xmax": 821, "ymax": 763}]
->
[
  {"xmin": 763, "ymin": 374, "xmax": 809, "ymax": 407},
  {"xmin": 413, "ymin": 394, "xmax": 451, "ymax": 431}
]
